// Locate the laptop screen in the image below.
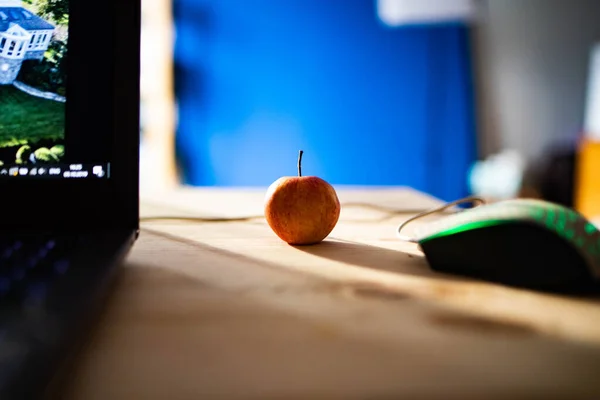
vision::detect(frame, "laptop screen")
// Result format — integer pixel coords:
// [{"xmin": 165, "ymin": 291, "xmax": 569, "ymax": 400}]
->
[{"xmin": 0, "ymin": 0, "xmax": 109, "ymax": 180}]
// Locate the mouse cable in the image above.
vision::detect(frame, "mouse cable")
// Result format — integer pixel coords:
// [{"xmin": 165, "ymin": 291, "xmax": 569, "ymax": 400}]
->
[
  {"xmin": 139, "ymin": 201, "xmax": 461, "ymax": 224},
  {"xmin": 396, "ymin": 196, "xmax": 487, "ymax": 243}
]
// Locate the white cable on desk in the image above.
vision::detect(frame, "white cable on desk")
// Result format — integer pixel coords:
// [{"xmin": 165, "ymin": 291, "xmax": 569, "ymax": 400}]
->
[{"xmin": 140, "ymin": 202, "xmax": 451, "ymax": 224}]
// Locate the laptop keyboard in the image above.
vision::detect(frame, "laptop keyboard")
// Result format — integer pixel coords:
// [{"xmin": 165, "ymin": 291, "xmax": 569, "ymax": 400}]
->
[
  {"xmin": 0, "ymin": 237, "xmax": 76, "ymax": 310},
  {"xmin": 0, "ymin": 231, "xmax": 134, "ymax": 399}
]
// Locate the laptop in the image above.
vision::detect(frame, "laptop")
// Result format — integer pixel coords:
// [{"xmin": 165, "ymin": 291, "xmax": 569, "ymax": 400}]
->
[{"xmin": 0, "ymin": 0, "xmax": 140, "ymax": 398}]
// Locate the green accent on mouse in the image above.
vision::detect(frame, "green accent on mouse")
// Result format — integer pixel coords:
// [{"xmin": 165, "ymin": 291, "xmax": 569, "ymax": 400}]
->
[
  {"xmin": 417, "ymin": 201, "xmax": 600, "ymax": 251},
  {"xmin": 420, "ymin": 211, "xmax": 597, "ymax": 245},
  {"xmin": 585, "ymin": 222, "xmax": 597, "ymax": 234},
  {"xmin": 419, "ymin": 219, "xmax": 506, "ymax": 243}
]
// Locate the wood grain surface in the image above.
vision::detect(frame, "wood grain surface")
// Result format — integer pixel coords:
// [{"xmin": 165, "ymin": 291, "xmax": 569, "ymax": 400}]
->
[{"xmin": 61, "ymin": 187, "xmax": 600, "ymax": 400}]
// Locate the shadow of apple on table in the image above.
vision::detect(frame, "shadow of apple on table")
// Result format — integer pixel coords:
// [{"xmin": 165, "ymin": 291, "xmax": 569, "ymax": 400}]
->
[{"xmin": 291, "ymin": 239, "xmax": 462, "ymax": 281}]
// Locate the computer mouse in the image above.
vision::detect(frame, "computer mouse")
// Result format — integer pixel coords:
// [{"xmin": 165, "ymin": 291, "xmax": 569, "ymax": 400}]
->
[{"xmin": 412, "ymin": 198, "xmax": 600, "ymax": 292}]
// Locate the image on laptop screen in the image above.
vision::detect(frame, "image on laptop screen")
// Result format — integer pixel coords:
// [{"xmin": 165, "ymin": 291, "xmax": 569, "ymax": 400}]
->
[{"xmin": 0, "ymin": 0, "xmax": 108, "ymax": 180}]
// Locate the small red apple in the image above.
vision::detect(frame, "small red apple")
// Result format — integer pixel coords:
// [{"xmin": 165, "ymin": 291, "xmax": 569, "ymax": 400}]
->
[{"xmin": 265, "ymin": 151, "xmax": 341, "ymax": 245}]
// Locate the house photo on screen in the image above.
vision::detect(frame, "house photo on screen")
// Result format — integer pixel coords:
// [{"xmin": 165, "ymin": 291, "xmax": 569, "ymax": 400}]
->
[{"xmin": 0, "ymin": 0, "xmax": 67, "ymax": 167}]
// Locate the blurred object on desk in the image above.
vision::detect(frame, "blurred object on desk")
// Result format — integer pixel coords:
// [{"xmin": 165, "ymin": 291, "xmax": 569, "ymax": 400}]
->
[
  {"xmin": 576, "ymin": 43, "xmax": 600, "ymax": 220},
  {"xmin": 520, "ymin": 140, "xmax": 578, "ymax": 208},
  {"xmin": 468, "ymin": 149, "xmax": 525, "ymax": 201},
  {"xmin": 140, "ymin": 0, "xmax": 177, "ymax": 194},
  {"xmin": 377, "ymin": 0, "xmax": 475, "ymax": 26},
  {"xmin": 470, "ymin": 140, "xmax": 579, "ymax": 208}
]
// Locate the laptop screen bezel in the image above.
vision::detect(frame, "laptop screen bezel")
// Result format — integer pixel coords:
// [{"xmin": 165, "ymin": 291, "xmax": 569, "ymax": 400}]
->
[{"xmin": 0, "ymin": 0, "xmax": 140, "ymax": 233}]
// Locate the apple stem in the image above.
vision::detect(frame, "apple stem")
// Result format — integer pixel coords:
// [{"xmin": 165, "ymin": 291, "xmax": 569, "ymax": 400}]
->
[{"xmin": 298, "ymin": 150, "xmax": 304, "ymax": 177}]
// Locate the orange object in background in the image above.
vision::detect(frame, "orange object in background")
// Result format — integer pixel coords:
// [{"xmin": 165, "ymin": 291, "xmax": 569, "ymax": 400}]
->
[
  {"xmin": 575, "ymin": 139, "xmax": 600, "ymax": 219},
  {"xmin": 577, "ymin": 43, "xmax": 600, "ymax": 220}
]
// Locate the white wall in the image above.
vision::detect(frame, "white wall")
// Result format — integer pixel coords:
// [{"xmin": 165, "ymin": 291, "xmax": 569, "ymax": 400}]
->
[
  {"xmin": 473, "ymin": 0, "xmax": 600, "ymax": 160},
  {"xmin": 584, "ymin": 44, "xmax": 600, "ymax": 139}
]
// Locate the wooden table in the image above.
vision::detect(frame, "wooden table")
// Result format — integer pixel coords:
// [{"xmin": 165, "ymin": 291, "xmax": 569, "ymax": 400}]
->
[{"xmin": 62, "ymin": 187, "xmax": 600, "ymax": 399}]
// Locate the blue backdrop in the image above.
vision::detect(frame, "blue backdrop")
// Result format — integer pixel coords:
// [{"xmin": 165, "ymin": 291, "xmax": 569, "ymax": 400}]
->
[{"xmin": 174, "ymin": 0, "xmax": 477, "ymax": 201}]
